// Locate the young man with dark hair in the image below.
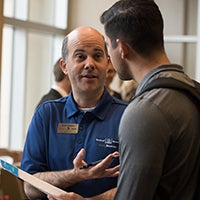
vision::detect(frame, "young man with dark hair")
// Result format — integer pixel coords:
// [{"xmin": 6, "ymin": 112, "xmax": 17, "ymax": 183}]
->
[{"xmin": 100, "ymin": 0, "xmax": 200, "ymax": 199}]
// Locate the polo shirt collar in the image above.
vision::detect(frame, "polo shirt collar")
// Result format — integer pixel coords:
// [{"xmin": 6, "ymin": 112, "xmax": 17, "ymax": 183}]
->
[{"xmin": 66, "ymin": 89, "xmax": 113, "ymax": 120}]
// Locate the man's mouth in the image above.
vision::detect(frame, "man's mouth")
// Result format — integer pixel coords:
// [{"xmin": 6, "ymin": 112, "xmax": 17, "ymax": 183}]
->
[{"xmin": 81, "ymin": 75, "xmax": 97, "ymax": 78}]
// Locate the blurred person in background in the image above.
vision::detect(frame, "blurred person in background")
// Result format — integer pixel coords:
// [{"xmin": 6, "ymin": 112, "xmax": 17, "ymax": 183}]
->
[
  {"xmin": 36, "ymin": 58, "xmax": 71, "ymax": 109},
  {"xmin": 120, "ymin": 80, "xmax": 138, "ymax": 102},
  {"xmin": 105, "ymin": 59, "xmax": 122, "ymax": 100}
]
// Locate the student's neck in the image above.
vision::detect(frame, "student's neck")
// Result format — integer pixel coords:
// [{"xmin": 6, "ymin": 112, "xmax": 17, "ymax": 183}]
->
[{"xmin": 131, "ymin": 52, "xmax": 170, "ymax": 84}]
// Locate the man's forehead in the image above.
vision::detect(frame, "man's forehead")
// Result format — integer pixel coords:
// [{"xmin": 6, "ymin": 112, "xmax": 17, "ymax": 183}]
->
[
  {"xmin": 68, "ymin": 35, "xmax": 105, "ymax": 53},
  {"xmin": 67, "ymin": 27, "xmax": 105, "ymax": 47},
  {"xmin": 70, "ymin": 45, "xmax": 105, "ymax": 57}
]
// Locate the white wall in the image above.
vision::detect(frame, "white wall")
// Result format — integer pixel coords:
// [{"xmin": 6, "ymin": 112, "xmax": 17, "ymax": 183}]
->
[{"xmin": 68, "ymin": 0, "xmax": 117, "ymax": 34}]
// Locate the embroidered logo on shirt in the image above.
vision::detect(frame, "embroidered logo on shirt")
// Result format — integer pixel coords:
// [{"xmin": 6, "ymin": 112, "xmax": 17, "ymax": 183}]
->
[
  {"xmin": 57, "ymin": 123, "xmax": 79, "ymax": 134},
  {"xmin": 96, "ymin": 138, "xmax": 119, "ymax": 149}
]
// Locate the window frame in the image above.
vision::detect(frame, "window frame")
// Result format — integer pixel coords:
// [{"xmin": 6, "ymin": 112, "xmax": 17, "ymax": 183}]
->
[{"xmin": 0, "ymin": 0, "xmax": 68, "ymax": 149}]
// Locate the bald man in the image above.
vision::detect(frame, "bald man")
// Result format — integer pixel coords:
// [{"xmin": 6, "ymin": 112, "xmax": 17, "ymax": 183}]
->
[{"xmin": 21, "ymin": 26, "xmax": 127, "ymax": 200}]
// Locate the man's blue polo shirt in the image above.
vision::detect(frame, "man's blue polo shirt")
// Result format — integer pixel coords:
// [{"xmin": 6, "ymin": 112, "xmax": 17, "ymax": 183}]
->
[{"xmin": 21, "ymin": 89, "xmax": 127, "ymax": 197}]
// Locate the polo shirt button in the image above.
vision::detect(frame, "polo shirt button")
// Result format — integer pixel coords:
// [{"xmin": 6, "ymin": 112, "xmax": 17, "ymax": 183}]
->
[{"xmin": 78, "ymin": 140, "xmax": 82, "ymax": 144}]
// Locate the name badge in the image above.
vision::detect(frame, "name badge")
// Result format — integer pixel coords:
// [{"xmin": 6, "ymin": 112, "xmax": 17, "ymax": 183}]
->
[{"xmin": 57, "ymin": 123, "xmax": 79, "ymax": 134}]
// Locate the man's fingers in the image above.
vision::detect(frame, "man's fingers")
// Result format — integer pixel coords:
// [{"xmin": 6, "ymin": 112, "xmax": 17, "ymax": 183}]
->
[
  {"xmin": 73, "ymin": 148, "xmax": 86, "ymax": 168},
  {"xmin": 105, "ymin": 164, "xmax": 120, "ymax": 177},
  {"xmin": 96, "ymin": 152, "xmax": 119, "ymax": 169}
]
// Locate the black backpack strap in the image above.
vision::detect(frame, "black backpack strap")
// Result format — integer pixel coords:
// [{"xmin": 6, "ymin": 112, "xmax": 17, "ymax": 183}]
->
[{"xmin": 134, "ymin": 77, "xmax": 200, "ymax": 111}]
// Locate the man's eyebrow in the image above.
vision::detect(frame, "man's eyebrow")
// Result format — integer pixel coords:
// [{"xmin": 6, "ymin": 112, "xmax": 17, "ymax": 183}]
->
[
  {"xmin": 73, "ymin": 48, "xmax": 104, "ymax": 55},
  {"xmin": 74, "ymin": 49, "xmax": 85, "ymax": 54},
  {"xmin": 94, "ymin": 48, "xmax": 104, "ymax": 53}
]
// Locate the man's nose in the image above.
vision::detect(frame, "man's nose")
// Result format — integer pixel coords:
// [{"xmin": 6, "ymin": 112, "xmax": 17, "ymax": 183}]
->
[{"xmin": 84, "ymin": 57, "xmax": 96, "ymax": 70}]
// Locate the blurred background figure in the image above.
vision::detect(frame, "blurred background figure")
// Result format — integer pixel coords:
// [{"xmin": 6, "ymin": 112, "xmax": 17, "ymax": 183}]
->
[
  {"xmin": 120, "ymin": 80, "xmax": 138, "ymax": 102},
  {"xmin": 105, "ymin": 60, "xmax": 122, "ymax": 100},
  {"xmin": 36, "ymin": 58, "xmax": 71, "ymax": 108}
]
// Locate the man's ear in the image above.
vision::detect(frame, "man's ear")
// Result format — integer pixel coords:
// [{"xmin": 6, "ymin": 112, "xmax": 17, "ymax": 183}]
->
[
  {"xmin": 59, "ymin": 58, "xmax": 68, "ymax": 74},
  {"xmin": 116, "ymin": 39, "xmax": 129, "ymax": 59}
]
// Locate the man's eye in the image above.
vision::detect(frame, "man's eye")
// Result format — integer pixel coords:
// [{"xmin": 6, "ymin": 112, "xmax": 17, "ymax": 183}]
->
[
  {"xmin": 94, "ymin": 54, "xmax": 103, "ymax": 60},
  {"xmin": 75, "ymin": 54, "xmax": 85, "ymax": 61}
]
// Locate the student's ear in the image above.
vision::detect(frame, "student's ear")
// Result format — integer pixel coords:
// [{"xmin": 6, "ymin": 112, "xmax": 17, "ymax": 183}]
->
[
  {"xmin": 116, "ymin": 39, "xmax": 129, "ymax": 59},
  {"xmin": 59, "ymin": 58, "xmax": 68, "ymax": 74}
]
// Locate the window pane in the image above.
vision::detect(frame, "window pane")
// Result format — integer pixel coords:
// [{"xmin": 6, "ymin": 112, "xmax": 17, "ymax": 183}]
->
[
  {"xmin": 54, "ymin": 0, "xmax": 68, "ymax": 28},
  {"xmin": 15, "ymin": 0, "xmax": 28, "ymax": 20},
  {"xmin": 185, "ymin": 43, "xmax": 196, "ymax": 78},
  {"xmin": 10, "ymin": 28, "xmax": 27, "ymax": 149},
  {"xmin": 186, "ymin": 0, "xmax": 198, "ymax": 35},
  {"xmin": 29, "ymin": 0, "xmax": 54, "ymax": 26},
  {"xmin": 24, "ymin": 32, "xmax": 53, "ymax": 135},
  {"xmin": 156, "ymin": 0, "xmax": 197, "ymax": 35},
  {"xmin": 52, "ymin": 35, "xmax": 65, "ymax": 61},
  {"xmin": 3, "ymin": 0, "xmax": 14, "ymax": 17},
  {"xmin": 165, "ymin": 42, "xmax": 196, "ymax": 79},
  {"xmin": 28, "ymin": 0, "xmax": 68, "ymax": 28},
  {"xmin": 156, "ymin": 0, "xmax": 185, "ymax": 35},
  {"xmin": 165, "ymin": 43, "xmax": 185, "ymax": 65},
  {"xmin": 0, "ymin": 25, "xmax": 13, "ymax": 147},
  {"xmin": 4, "ymin": 0, "xmax": 28, "ymax": 20}
]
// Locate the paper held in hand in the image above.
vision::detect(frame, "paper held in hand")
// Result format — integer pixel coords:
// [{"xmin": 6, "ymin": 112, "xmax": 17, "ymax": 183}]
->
[{"xmin": 0, "ymin": 159, "xmax": 66, "ymax": 200}]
